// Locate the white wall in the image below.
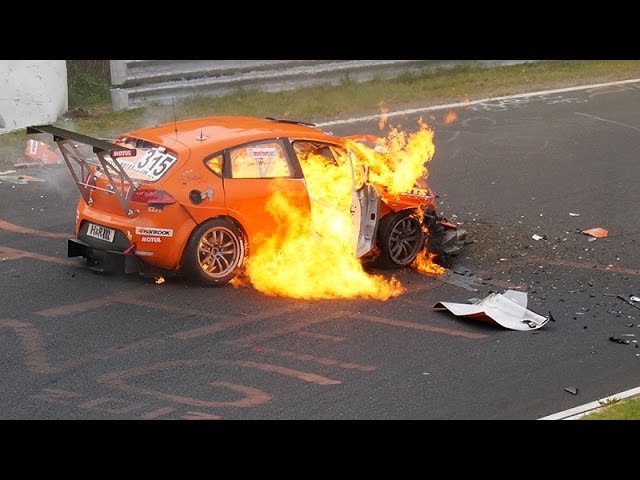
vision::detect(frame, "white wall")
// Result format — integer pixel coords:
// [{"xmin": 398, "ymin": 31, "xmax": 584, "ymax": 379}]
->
[{"xmin": 0, "ymin": 60, "xmax": 67, "ymax": 133}]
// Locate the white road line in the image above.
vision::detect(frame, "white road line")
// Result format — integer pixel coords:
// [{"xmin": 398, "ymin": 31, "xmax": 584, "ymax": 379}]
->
[
  {"xmin": 538, "ymin": 385, "xmax": 640, "ymax": 420},
  {"xmin": 316, "ymin": 78, "xmax": 640, "ymax": 127},
  {"xmin": 574, "ymin": 112, "xmax": 640, "ymax": 132}
]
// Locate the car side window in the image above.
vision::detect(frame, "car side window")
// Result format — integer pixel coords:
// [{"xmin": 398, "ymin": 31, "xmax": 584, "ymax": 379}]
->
[
  {"xmin": 205, "ymin": 154, "xmax": 224, "ymax": 175},
  {"xmin": 293, "ymin": 141, "xmax": 340, "ymax": 167},
  {"xmin": 229, "ymin": 141, "xmax": 291, "ymax": 179},
  {"xmin": 294, "ymin": 140, "xmax": 361, "ymax": 186}
]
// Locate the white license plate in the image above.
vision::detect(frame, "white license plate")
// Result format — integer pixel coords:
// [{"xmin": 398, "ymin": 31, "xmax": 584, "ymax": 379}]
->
[{"xmin": 87, "ymin": 223, "xmax": 116, "ymax": 242}]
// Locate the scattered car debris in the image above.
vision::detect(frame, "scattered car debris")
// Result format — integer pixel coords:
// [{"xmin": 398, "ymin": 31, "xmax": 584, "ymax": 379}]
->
[
  {"xmin": 548, "ymin": 311, "xmax": 556, "ymax": 322},
  {"xmin": 564, "ymin": 387, "xmax": 578, "ymax": 395},
  {"xmin": 433, "ymin": 289, "xmax": 550, "ymax": 331},
  {"xmin": 154, "ymin": 276, "xmax": 165, "ymax": 284},
  {"xmin": 438, "ymin": 269, "xmax": 483, "ymax": 292},
  {"xmin": 531, "ymin": 234, "xmax": 545, "ymax": 241},
  {"xmin": 0, "ymin": 174, "xmax": 45, "ymax": 185},
  {"xmin": 581, "ymin": 227, "xmax": 608, "ymax": 238},
  {"xmin": 630, "ymin": 295, "xmax": 640, "ymax": 304},
  {"xmin": 609, "ymin": 335, "xmax": 635, "ymax": 345},
  {"xmin": 569, "ymin": 212, "xmax": 580, "ymax": 217},
  {"xmin": 608, "ymin": 294, "xmax": 640, "ymax": 311},
  {"xmin": 19, "ymin": 139, "xmax": 62, "ymax": 168}
]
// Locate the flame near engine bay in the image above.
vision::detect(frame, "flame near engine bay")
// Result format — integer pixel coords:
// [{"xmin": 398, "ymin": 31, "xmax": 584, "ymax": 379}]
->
[{"xmin": 237, "ymin": 108, "xmax": 449, "ymax": 299}]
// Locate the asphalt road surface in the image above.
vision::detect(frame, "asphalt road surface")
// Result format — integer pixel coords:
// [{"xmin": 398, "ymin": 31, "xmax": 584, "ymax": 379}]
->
[{"xmin": 1, "ymin": 81, "xmax": 639, "ymax": 420}]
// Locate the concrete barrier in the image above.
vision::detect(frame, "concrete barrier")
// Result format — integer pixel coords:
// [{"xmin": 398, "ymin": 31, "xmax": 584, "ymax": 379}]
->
[
  {"xmin": 110, "ymin": 60, "xmax": 534, "ymax": 111},
  {"xmin": 0, "ymin": 60, "xmax": 68, "ymax": 133}
]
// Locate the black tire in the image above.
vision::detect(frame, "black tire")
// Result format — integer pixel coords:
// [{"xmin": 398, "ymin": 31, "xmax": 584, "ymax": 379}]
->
[
  {"xmin": 181, "ymin": 219, "xmax": 246, "ymax": 286},
  {"xmin": 375, "ymin": 209, "xmax": 425, "ymax": 269}
]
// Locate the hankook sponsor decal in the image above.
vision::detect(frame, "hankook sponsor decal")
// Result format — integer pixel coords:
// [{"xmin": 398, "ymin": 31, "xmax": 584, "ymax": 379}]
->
[{"xmin": 135, "ymin": 227, "xmax": 173, "ymax": 237}]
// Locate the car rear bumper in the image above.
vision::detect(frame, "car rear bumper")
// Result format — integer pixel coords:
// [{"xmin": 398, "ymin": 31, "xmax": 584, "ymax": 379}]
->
[{"xmin": 68, "ymin": 238, "xmax": 141, "ymax": 274}]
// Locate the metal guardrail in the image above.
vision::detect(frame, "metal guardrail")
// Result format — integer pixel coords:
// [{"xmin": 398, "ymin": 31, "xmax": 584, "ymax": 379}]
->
[{"xmin": 109, "ymin": 60, "xmax": 534, "ymax": 111}]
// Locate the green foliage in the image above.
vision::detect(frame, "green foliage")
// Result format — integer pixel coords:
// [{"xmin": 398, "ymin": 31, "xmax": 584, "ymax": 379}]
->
[
  {"xmin": 580, "ymin": 397, "xmax": 640, "ymax": 420},
  {"xmin": 66, "ymin": 60, "xmax": 111, "ymax": 108}
]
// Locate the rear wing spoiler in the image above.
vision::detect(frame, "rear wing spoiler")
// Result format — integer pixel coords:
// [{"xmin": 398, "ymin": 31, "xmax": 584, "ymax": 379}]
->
[{"xmin": 27, "ymin": 125, "xmax": 139, "ymax": 216}]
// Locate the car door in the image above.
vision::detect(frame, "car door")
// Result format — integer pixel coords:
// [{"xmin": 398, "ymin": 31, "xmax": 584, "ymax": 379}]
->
[
  {"xmin": 290, "ymin": 140, "xmax": 380, "ymax": 258},
  {"xmin": 221, "ymin": 139, "xmax": 312, "ymax": 250}
]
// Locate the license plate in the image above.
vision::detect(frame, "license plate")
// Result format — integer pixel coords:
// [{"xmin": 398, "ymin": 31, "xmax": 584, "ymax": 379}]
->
[{"xmin": 87, "ymin": 223, "xmax": 116, "ymax": 242}]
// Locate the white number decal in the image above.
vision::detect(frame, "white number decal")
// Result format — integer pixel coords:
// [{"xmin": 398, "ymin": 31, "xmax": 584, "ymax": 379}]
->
[{"xmin": 127, "ymin": 149, "xmax": 178, "ymax": 180}]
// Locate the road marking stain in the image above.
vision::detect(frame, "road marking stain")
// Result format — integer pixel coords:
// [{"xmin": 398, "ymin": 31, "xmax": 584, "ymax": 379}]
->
[
  {"xmin": 30, "ymin": 388, "xmax": 83, "ymax": 405},
  {"xmin": 351, "ymin": 313, "xmax": 488, "ymax": 339},
  {"xmin": 297, "ymin": 331, "xmax": 346, "ymax": 342},
  {"xmin": 234, "ymin": 361, "xmax": 341, "ymax": 385},
  {"xmin": 228, "ymin": 313, "xmax": 346, "ymax": 346},
  {"xmin": 0, "ymin": 245, "xmax": 76, "ymax": 266},
  {"xmin": 98, "ymin": 360, "xmax": 273, "ymax": 408},
  {"xmin": 79, "ymin": 397, "xmax": 145, "ymax": 414},
  {"xmin": 256, "ymin": 347, "xmax": 377, "ymax": 372},
  {"xmin": 36, "ymin": 297, "xmax": 114, "ymax": 316},
  {"xmin": 182, "ymin": 411, "xmax": 221, "ymax": 420},
  {"xmin": 163, "ymin": 304, "xmax": 308, "ymax": 340},
  {"xmin": 1, "ymin": 318, "xmax": 165, "ymax": 374},
  {"xmin": 35, "ymin": 286, "xmax": 148, "ymax": 316},
  {"xmin": 142, "ymin": 407, "xmax": 176, "ymax": 419},
  {"xmin": 0, "ymin": 219, "xmax": 70, "ymax": 238},
  {"xmin": 0, "ymin": 319, "xmax": 59, "ymax": 373}
]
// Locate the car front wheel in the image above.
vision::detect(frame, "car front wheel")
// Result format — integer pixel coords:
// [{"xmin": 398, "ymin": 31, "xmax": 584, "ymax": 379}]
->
[
  {"xmin": 182, "ymin": 218, "xmax": 246, "ymax": 286},
  {"xmin": 375, "ymin": 210, "xmax": 425, "ymax": 268}
]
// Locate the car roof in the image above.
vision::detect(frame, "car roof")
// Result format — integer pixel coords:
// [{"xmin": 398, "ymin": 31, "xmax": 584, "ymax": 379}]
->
[{"xmin": 123, "ymin": 116, "xmax": 342, "ymax": 158}]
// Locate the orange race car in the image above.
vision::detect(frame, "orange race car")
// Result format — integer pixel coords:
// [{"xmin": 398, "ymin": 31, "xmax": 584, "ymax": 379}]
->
[{"xmin": 28, "ymin": 117, "xmax": 464, "ymax": 286}]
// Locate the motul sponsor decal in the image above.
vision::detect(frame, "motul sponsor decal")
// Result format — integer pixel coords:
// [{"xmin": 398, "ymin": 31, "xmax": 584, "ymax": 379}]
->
[
  {"xmin": 135, "ymin": 227, "xmax": 173, "ymax": 237},
  {"xmin": 110, "ymin": 149, "xmax": 136, "ymax": 158},
  {"xmin": 141, "ymin": 236, "xmax": 162, "ymax": 243}
]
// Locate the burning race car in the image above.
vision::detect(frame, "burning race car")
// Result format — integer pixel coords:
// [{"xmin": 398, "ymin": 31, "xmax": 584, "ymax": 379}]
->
[{"xmin": 27, "ymin": 116, "xmax": 464, "ymax": 291}]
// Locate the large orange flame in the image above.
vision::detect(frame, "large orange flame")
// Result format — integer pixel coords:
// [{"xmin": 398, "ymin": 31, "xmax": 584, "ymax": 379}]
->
[
  {"xmin": 347, "ymin": 117, "xmax": 435, "ymax": 196},
  {"xmin": 241, "ymin": 116, "xmax": 443, "ymax": 299},
  {"xmin": 413, "ymin": 250, "xmax": 446, "ymax": 275},
  {"xmin": 245, "ymin": 189, "xmax": 405, "ymax": 300}
]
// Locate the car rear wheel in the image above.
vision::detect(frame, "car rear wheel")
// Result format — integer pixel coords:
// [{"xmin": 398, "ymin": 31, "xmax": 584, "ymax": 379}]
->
[
  {"xmin": 182, "ymin": 219, "xmax": 246, "ymax": 286},
  {"xmin": 375, "ymin": 210, "xmax": 425, "ymax": 268}
]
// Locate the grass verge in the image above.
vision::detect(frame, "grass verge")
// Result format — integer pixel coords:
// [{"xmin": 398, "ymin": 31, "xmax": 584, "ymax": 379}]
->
[{"xmin": 579, "ymin": 396, "xmax": 640, "ymax": 420}]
